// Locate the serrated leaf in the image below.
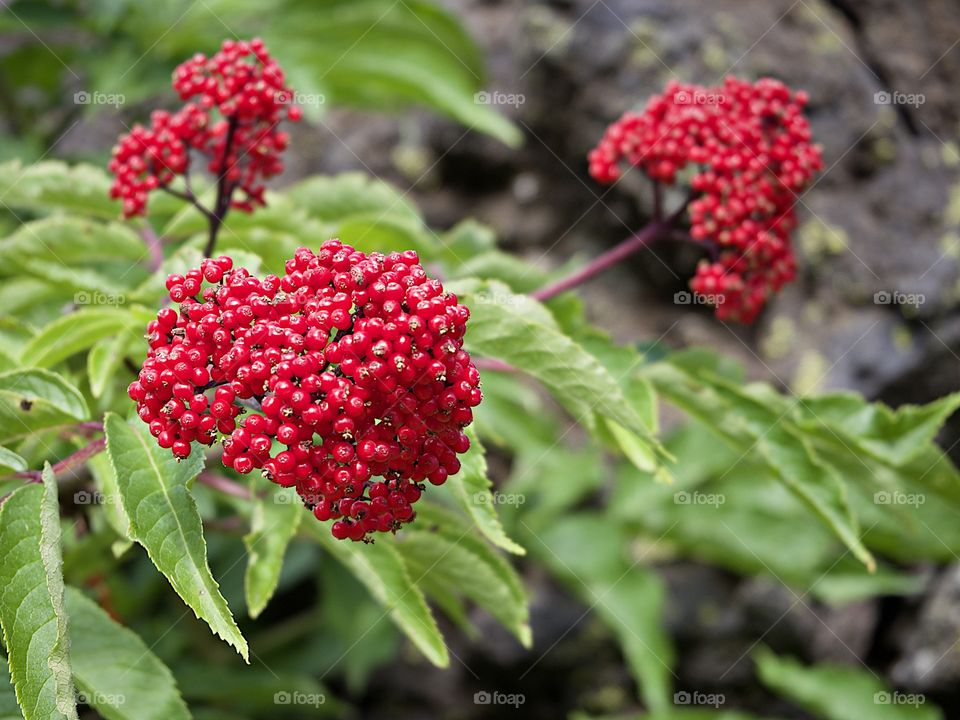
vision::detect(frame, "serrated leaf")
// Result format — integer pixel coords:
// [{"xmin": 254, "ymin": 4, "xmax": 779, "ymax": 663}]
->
[
  {"xmin": 444, "ymin": 428, "xmax": 524, "ymax": 555},
  {"xmin": 244, "ymin": 487, "xmax": 303, "ymax": 619},
  {"xmin": 459, "ymin": 281, "xmax": 663, "ymax": 461},
  {"xmin": 0, "ymin": 369, "xmax": 89, "ymax": 444},
  {"xmin": 755, "ymin": 647, "xmax": 941, "ymax": 720},
  {"xmin": 65, "ymin": 587, "xmax": 190, "ymax": 720},
  {"xmin": 796, "ymin": 392, "xmax": 960, "ymax": 467},
  {"xmin": 302, "ymin": 521, "xmax": 448, "ymax": 667},
  {"xmin": 398, "ymin": 502, "xmax": 530, "ymax": 647},
  {"xmin": 0, "ymin": 465, "xmax": 78, "ymax": 720},
  {"xmin": 22, "ymin": 308, "xmax": 134, "ymax": 369},
  {"xmin": 645, "ymin": 361, "xmax": 875, "ymax": 571},
  {"xmin": 103, "ymin": 413, "xmax": 248, "ymax": 661}
]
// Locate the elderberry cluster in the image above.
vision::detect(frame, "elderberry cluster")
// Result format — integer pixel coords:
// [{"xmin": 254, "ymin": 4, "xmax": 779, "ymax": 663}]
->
[
  {"xmin": 589, "ymin": 76, "xmax": 823, "ymax": 323},
  {"xmin": 128, "ymin": 241, "xmax": 481, "ymax": 542},
  {"xmin": 109, "ymin": 38, "xmax": 301, "ymax": 218}
]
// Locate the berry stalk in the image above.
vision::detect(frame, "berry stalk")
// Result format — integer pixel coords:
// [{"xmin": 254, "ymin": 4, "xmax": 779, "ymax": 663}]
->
[{"xmin": 531, "ymin": 198, "xmax": 691, "ymax": 303}]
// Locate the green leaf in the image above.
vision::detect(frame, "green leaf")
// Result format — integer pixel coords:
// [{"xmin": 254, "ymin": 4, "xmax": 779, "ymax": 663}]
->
[
  {"xmin": 302, "ymin": 521, "xmax": 448, "ymax": 667},
  {"xmin": 0, "ymin": 161, "xmax": 116, "ymax": 218},
  {"xmin": 0, "ymin": 217, "xmax": 148, "ymax": 295},
  {"xmin": 459, "ymin": 281, "xmax": 663, "ymax": 459},
  {"xmin": 645, "ymin": 362, "xmax": 875, "ymax": 571},
  {"xmin": 756, "ymin": 647, "xmax": 942, "ymax": 720},
  {"xmin": 244, "ymin": 487, "xmax": 304, "ymax": 619},
  {"xmin": 86, "ymin": 453, "xmax": 133, "ymax": 553},
  {"xmin": 0, "ymin": 369, "xmax": 90, "ymax": 444},
  {"xmin": 103, "ymin": 413, "xmax": 248, "ymax": 661},
  {"xmin": 65, "ymin": 587, "xmax": 190, "ymax": 720},
  {"xmin": 443, "ymin": 429, "xmax": 524, "ymax": 555},
  {"xmin": 0, "ymin": 446, "xmax": 26, "ymax": 474},
  {"xmin": 88, "ymin": 333, "xmax": 137, "ymax": 399},
  {"xmin": 22, "ymin": 308, "xmax": 135, "ymax": 369},
  {"xmin": 796, "ymin": 392, "xmax": 960, "ymax": 467},
  {"xmin": 398, "ymin": 503, "xmax": 530, "ymax": 646},
  {"xmin": 270, "ymin": 1, "xmax": 521, "ymax": 146},
  {"xmin": 530, "ymin": 514, "xmax": 672, "ymax": 712},
  {"xmin": 0, "ymin": 465, "xmax": 78, "ymax": 720},
  {"xmin": 285, "ymin": 173, "xmax": 421, "ymax": 226}
]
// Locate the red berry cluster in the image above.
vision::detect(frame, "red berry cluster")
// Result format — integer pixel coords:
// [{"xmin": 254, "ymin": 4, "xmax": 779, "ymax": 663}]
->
[
  {"xmin": 109, "ymin": 38, "xmax": 301, "ymax": 218},
  {"xmin": 588, "ymin": 76, "xmax": 823, "ymax": 323},
  {"xmin": 128, "ymin": 240, "xmax": 481, "ymax": 542}
]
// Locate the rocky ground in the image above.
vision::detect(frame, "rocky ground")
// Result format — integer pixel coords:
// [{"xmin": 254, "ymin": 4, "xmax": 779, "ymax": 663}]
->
[{"xmin": 293, "ymin": 2, "xmax": 960, "ymax": 718}]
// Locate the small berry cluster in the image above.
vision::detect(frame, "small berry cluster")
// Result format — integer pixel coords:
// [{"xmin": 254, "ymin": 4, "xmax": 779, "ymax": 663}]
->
[
  {"xmin": 588, "ymin": 76, "xmax": 822, "ymax": 323},
  {"xmin": 128, "ymin": 240, "xmax": 481, "ymax": 541},
  {"xmin": 109, "ymin": 38, "xmax": 300, "ymax": 218}
]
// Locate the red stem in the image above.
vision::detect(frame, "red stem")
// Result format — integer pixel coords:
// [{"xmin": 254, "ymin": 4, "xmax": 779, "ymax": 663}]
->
[{"xmin": 530, "ymin": 197, "xmax": 692, "ymax": 303}]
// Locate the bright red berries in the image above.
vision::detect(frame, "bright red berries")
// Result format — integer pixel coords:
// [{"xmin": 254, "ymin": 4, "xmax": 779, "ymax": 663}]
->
[
  {"xmin": 127, "ymin": 241, "xmax": 481, "ymax": 542},
  {"xmin": 109, "ymin": 38, "xmax": 300, "ymax": 218},
  {"xmin": 589, "ymin": 76, "xmax": 823, "ymax": 323}
]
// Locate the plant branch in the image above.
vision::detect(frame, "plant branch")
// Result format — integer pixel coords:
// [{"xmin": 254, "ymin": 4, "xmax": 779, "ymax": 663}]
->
[
  {"xmin": 204, "ymin": 116, "xmax": 240, "ymax": 258},
  {"xmin": 530, "ymin": 196, "xmax": 692, "ymax": 303},
  {"xmin": 15, "ymin": 435, "xmax": 107, "ymax": 483}
]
